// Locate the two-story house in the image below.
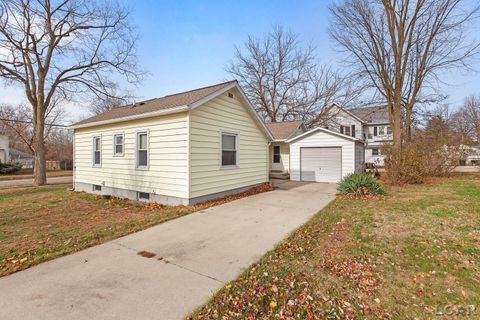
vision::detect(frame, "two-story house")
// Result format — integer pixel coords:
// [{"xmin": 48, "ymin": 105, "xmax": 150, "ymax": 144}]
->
[{"xmin": 323, "ymin": 103, "xmax": 392, "ymax": 166}]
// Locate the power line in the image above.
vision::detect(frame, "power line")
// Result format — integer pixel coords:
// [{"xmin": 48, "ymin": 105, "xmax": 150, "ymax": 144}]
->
[{"xmin": 0, "ymin": 118, "xmax": 68, "ymax": 128}]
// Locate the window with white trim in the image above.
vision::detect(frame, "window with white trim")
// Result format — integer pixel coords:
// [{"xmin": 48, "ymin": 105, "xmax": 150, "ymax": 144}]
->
[
  {"xmin": 136, "ymin": 132, "xmax": 148, "ymax": 168},
  {"xmin": 114, "ymin": 134, "xmax": 124, "ymax": 156},
  {"xmin": 387, "ymin": 126, "xmax": 392, "ymax": 135},
  {"xmin": 93, "ymin": 136, "xmax": 101, "ymax": 166},
  {"xmin": 378, "ymin": 126, "xmax": 385, "ymax": 135},
  {"xmin": 221, "ymin": 132, "xmax": 238, "ymax": 167},
  {"xmin": 273, "ymin": 145, "xmax": 280, "ymax": 163}
]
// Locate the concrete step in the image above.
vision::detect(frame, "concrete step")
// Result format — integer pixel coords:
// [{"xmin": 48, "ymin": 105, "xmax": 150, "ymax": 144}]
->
[{"xmin": 269, "ymin": 171, "xmax": 290, "ymax": 180}]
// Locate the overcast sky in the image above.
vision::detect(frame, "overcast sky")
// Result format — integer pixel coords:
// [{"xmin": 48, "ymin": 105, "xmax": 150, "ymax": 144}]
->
[{"xmin": 0, "ymin": 0, "xmax": 479, "ymax": 124}]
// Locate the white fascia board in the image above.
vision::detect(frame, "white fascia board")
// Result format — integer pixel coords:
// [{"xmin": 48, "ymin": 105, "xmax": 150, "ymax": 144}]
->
[
  {"xmin": 68, "ymin": 106, "xmax": 189, "ymax": 130},
  {"xmin": 286, "ymin": 126, "xmax": 365, "ymax": 144},
  {"xmin": 329, "ymin": 102, "xmax": 366, "ymax": 124}
]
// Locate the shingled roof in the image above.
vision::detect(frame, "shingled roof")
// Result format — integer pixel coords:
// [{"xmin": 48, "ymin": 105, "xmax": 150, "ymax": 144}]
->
[
  {"xmin": 71, "ymin": 80, "xmax": 237, "ymax": 128},
  {"xmin": 349, "ymin": 105, "xmax": 389, "ymax": 124},
  {"xmin": 265, "ymin": 120, "xmax": 305, "ymax": 140}
]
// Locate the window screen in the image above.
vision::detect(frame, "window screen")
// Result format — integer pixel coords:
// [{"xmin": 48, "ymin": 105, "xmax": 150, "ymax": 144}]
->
[
  {"xmin": 114, "ymin": 134, "xmax": 124, "ymax": 155},
  {"xmin": 221, "ymin": 133, "xmax": 237, "ymax": 166},
  {"xmin": 137, "ymin": 132, "xmax": 148, "ymax": 168},
  {"xmin": 93, "ymin": 137, "xmax": 101, "ymax": 166}
]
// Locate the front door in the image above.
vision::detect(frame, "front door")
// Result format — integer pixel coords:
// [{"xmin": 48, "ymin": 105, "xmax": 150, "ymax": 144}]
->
[{"xmin": 271, "ymin": 144, "xmax": 283, "ymax": 171}]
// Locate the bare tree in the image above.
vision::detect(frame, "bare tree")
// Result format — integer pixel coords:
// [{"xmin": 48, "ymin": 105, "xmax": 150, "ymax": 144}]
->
[
  {"xmin": 0, "ymin": 0, "xmax": 143, "ymax": 185},
  {"xmin": 330, "ymin": 0, "xmax": 479, "ymax": 154},
  {"xmin": 89, "ymin": 85, "xmax": 135, "ymax": 115},
  {"xmin": 455, "ymin": 95, "xmax": 480, "ymax": 143},
  {"xmin": 0, "ymin": 101, "xmax": 66, "ymax": 153},
  {"xmin": 227, "ymin": 25, "xmax": 360, "ymax": 128}
]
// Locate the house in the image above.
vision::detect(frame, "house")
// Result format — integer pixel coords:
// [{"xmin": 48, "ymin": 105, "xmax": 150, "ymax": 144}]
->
[
  {"xmin": 70, "ymin": 81, "xmax": 274, "ymax": 205},
  {"xmin": 70, "ymin": 81, "xmax": 366, "ymax": 204},
  {"xmin": 265, "ymin": 120, "xmax": 306, "ymax": 179},
  {"xmin": 0, "ymin": 134, "xmax": 35, "ymax": 167},
  {"xmin": 9, "ymin": 149, "xmax": 34, "ymax": 168},
  {"xmin": 0, "ymin": 135, "xmax": 8, "ymax": 163},
  {"xmin": 323, "ymin": 103, "xmax": 392, "ymax": 166}
]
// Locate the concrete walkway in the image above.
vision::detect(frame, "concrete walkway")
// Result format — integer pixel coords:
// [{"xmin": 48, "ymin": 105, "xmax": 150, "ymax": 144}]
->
[
  {"xmin": 0, "ymin": 181, "xmax": 336, "ymax": 320},
  {"xmin": 0, "ymin": 176, "xmax": 72, "ymax": 187}
]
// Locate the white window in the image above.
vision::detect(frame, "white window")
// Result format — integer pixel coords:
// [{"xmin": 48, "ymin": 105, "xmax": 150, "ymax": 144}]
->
[
  {"xmin": 379, "ymin": 126, "xmax": 385, "ymax": 135},
  {"xmin": 273, "ymin": 145, "xmax": 280, "ymax": 163},
  {"xmin": 387, "ymin": 126, "xmax": 392, "ymax": 135},
  {"xmin": 93, "ymin": 136, "xmax": 101, "ymax": 167},
  {"xmin": 344, "ymin": 125, "xmax": 350, "ymax": 136},
  {"xmin": 114, "ymin": 134, "xmax": 124, "ymax": 156},
  {"xmin": 221, "ymin": 132, "xmax": 238, "ymax": 167},
  {"xmin": 136, "ymin": 132, "xmax": 148, "ymax": 169},
  {"xmin": 372, "ymin": 148, "xmax": 380, "ymax": 156}
]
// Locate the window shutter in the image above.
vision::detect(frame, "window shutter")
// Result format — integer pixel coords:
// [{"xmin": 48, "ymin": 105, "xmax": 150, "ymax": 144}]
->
[
  {"xmin": 373, "ymin": 126, "xmax": 377, "ymax": 136},
  {"xmin": 351, "ymin": 125, "xmax": 355, "ymax": 137},
  {"xmin": 340, "ymin": 126, "xmax": 344, "ymax": 134}
]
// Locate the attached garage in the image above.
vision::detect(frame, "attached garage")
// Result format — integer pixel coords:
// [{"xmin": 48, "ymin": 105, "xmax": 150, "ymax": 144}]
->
[{"xmin": 286, "ymin": 127, "xmax": 364, "ymax": 183}]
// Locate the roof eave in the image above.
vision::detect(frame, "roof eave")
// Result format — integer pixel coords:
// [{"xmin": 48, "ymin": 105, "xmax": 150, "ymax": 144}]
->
[
  {"xmin": 285, "ymin": 126, "xmax": 365, "ymax": 144},
  {"xmin": 329, "ymin": 102, "xmax": 366, "ymax": 124},
  {"xmin": 69, "ymin": 105, "xmax": 190, "ymax": 130}
]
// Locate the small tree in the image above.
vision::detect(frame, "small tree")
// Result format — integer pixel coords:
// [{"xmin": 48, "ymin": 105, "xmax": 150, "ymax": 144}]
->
[
  {"xmin": 330, "ymin": 0, "xmax": 479, "ymax": 156},
  {"xmin": 0, "ymin": 0, "xmax": 143, "ymax": 185},
  {"xmin": 227, "ymin": 25, "xmax": 360, "ymax": 128}
]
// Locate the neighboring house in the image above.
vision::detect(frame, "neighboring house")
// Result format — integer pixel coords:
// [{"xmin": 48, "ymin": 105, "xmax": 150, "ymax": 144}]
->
[
  {"xmin": 457, "ymin": 144, "xmax": 480, "ymax": 165},
  {"xmin": 265, "ymin": 120, "xmax": 306, "ymax": 179},
  {"xmin": 70, "ymin": 81, "xmax": 274, "ymax": 205},
  {"xmin": 0, "ymin": 135, "xmax": 8, "ymax": 163},
  {"xmin": 70, "ymin": 81, "xmax": 366, "ymax": 204},
  {"xmin": 323, "ymin": 103, "xmax": 392, "ymax": 166},
  {"xmin": 9, "ymin": 148, "xmax": 34, "ymax": 168}
]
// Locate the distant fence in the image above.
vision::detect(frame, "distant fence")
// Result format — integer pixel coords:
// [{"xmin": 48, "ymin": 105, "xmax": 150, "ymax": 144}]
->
[{"xmin": 46, "ymin": 160, "xmax": 60, "ymax": 170}]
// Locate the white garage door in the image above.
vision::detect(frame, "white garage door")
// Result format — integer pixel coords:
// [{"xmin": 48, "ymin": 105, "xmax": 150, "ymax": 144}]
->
[{"xmin": 300, "ymin": 147, "xmax": 342, "ymax": 182}]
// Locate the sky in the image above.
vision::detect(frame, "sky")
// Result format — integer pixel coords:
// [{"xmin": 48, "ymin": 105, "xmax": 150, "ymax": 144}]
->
[{"xmin": 0, "ymin": 0, "xmax": 479, "ymax": 124}]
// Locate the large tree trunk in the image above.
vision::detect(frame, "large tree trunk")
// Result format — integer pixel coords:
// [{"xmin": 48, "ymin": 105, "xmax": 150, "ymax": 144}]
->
[
  {"xmin": 392, "ymin": 100, "xmax": 403, "ymax": 156},
  {"xmin": 33, "ymin": 109, "xmax": 47, "ymax": 186}
]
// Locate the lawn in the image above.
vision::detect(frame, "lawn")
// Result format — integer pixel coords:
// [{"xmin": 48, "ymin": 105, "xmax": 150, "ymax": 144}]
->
[
  {"xmin": 189, "ymin": 174, "xmax": 480, "ymax": 319},
  {"xmin": 0, "ymin": 169, "xmax": 72, "ymax": 181},
  {"xmin": 0, "ymin": 183, "xmax": 272, "ymax": 277}
]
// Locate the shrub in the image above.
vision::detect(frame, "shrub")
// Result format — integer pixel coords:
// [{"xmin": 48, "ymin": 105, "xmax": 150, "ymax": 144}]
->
[
  {"xmin": 382, "ymin": 143, "xmax": 427, "ymax": 184},
  {"xmin": 0, "ymin": 162, "xmax": 23, "ymax": 174},
  {"xmin": 382, "ymin": 135, "xmax": 463, "ymax": 184},
  {"xmin": 337, "ymin": 172, "xmax": 386, "ymax": 197}
]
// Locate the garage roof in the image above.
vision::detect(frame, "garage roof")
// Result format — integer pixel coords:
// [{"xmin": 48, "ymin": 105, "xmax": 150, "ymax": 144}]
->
[{"xmin": 286, "ymin": 126, "xmax": 364, "ymax": 144}]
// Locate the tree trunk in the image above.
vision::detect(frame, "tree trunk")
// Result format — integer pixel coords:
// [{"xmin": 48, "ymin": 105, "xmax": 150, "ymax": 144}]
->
[
  {"xmin": 33, "ymin": 110, "xmax": 47, "ymax": 186},
  {"xmin": 392, "ymin": 101, "xmax": 403, "ymax": 156}
]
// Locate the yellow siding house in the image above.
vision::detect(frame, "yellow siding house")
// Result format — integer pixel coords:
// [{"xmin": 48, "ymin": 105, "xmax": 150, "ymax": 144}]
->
[{"xmin": 70, "ymin": 81, "xmax": 273, "ymax": 205}]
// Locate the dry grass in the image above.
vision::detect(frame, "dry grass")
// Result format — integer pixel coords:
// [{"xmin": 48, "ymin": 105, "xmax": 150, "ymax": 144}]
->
[
  {"xmin": 0, "ymin": 183, "xmax": 273, "ymax": 277},
  {"xmin": 189, "ymin": 173, "xmax": 480, "ymax": 319},
  {"xmin": 0, "ymin": 169, "xmax": 72, "ymax": 181}
]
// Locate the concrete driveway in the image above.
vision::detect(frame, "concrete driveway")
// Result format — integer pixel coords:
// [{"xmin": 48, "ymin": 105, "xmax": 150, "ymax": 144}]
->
[{"xmin": 0, "ymin": 181, "xmax": 336, "ymax": 320}]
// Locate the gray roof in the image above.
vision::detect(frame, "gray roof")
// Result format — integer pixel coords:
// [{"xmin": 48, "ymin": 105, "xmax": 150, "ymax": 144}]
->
[
  {"xmin": 9, "ymin": 148, "xmax": 33, "ymax": 159},
  {"xmin": 72, "ymin": 81, "xmax": 237, "ymax": 127},
  {"xmin": 349, "ymin": 106, "xmax": 389, "ymax": 124}
]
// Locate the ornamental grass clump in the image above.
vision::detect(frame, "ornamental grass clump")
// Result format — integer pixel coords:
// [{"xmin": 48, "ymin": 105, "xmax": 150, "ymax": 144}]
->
[{"xmin": 337, "ymin": 173, "xmax": 385, "ymax": 197}]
